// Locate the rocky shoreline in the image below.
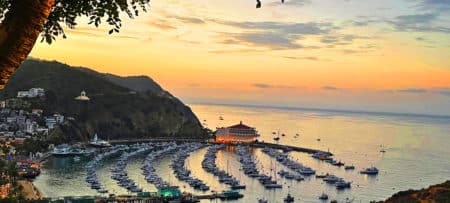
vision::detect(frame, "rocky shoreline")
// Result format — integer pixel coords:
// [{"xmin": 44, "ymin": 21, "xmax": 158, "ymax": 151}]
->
[{"xmin": 373, "ymin": 180, "xmax": 450, "ymax": 203}]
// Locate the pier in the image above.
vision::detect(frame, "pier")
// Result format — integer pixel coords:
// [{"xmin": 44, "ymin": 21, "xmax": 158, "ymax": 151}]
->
[
  {"xmin": 221, "ymin": 141, "xmax": 332, "ymax": 155},
  {"xmin": 108, "ymin": 137, "xmax": 208, "ymax": 144},
  {"xmin": 107, "ymin": 138, "xmax": 330, "ymax": 155}
]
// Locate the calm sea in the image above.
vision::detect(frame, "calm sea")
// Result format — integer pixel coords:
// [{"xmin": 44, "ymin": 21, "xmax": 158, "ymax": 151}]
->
[{"xmin": 33, "ymin": 104, "xmax": 450, "ymax": 202}]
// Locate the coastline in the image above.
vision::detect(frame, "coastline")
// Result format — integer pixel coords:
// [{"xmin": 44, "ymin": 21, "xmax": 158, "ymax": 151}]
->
[{"xmin": 18, "ymin": 180, "xmax": 44, "ymax": 200}]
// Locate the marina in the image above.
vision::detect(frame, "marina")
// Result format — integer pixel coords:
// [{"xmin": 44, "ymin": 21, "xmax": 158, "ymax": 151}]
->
[{"xmin": 32, "ymin": 104, "xmax": 450, "ymax": 202}]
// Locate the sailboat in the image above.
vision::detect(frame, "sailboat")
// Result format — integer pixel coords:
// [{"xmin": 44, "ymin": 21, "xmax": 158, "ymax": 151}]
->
[
  {"xmin": 273, "ymin": 130, "xmax": 281, "ymax": 141},
  {"xmin": 264, "ymin": 157, "xmax": 282, "ymax": 189},
  {"xmin": 380, "ymin": 145, "xmax": 386, "ymax": 153}
]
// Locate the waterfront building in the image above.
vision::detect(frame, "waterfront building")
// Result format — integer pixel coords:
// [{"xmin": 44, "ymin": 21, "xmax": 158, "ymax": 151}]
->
[{"xmin": 215, "ymin": 121, "xmax": 260, "ymax": 143}]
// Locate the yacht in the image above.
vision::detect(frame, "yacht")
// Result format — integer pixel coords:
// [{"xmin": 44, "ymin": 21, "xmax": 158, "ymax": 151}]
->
[
  {"xmin": 335, "ymin": 179, "xmax": 352, "ymax": 189},
  {"xmin": 360, "ymin": 166, "xmax": 379, "ymax": 175},
  {"xmin": 89, "ymin": 134, "xmax": 111, "ymax": 148},
  {"xmin": 323, "ymin": 174, "xmax": 340, "ymax": 184},
  {"xmin": 69, "ymin": 148, "xmax": 93, "ymax": 156},
  {"xmin": 51, "ymin": 144, "xmax": 72, "ymax": 156}
]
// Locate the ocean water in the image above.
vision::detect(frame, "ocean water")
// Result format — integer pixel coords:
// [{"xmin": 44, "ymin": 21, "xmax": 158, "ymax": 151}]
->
[{"xmin": 33, "ymin": 104, "xmax": 450, "ymax": 202}]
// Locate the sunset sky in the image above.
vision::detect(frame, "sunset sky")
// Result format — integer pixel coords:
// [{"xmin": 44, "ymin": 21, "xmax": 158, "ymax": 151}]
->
[{"xmin": 29, "ymin": 0, "xmax": 450, "ymax": 116}]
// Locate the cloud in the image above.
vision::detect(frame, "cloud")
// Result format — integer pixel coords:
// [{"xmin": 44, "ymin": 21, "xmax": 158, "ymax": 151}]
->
[
  {"xmin": 435, "ymin": 88, "xmax": 450, "ymax": 96},
  {"xmin": 397, "ymin": 88, "xmax": 427, "ymax": 93},
  {"xmin": 386, "ymin": 13, "xmax": 450, "ymax": 33},
  {"xmin": 214, "ymin": 21, "xmax": 335, "ymax": 50},
  {"xmin": 282, "ymin": 56, "xmax": 320, "ymax": 61},
  {"xmin": 209, "ymin": 48, "xmax": 264, "ymax": 54},
  {"xmin": 216, "ymin": 21, "xmax": 334, "ymax": 35},
  {"xmin": 174, "ymin": 16, "xmax": 205, "ymax": 24},
  {"xmin": 322, "ymin": 86, "xmax": 340, "ymax": 90},
  {"xmin": 321, "ymin": 36, "xmax": 339, "ymax": 44},
  {"xmin": 267, "ymin": 0, "xmax": 311, "ymax": 7},
  {"xmin": 253, "ymin": 83, "xmax": 297, "ymax": 89},
  {"xmin": 416, "ymin": 36, "xmax": 425, "ymax": 41},
  {"xmin": 146, "ymin": 20, "xmax": 177, "ymax": 30},
  {"xmin": 221, "ymin": 32, "xmax": 303, "ymax": 50},
  {"xmin": 416, "ymin": 0, "xmax": 450, "ymax": 12},
  {"xmin": 254, "ymin": 83, "xmax": 272, "ymax": 88}
]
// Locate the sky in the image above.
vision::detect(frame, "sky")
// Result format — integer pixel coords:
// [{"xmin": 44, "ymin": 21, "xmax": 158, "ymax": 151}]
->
[{"xmin": 29, "ymin": 0, "xmax": 450, "ymax": 116}]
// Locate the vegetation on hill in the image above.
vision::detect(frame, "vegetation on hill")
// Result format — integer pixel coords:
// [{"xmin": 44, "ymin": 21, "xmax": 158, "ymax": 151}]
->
[
  {"xmin": 0, "ymin": 59, "xmax": 209, "ymax": 143},
  {"xmin": 372, "ymin": 180, "xmax": 450, "ymax": 203}
]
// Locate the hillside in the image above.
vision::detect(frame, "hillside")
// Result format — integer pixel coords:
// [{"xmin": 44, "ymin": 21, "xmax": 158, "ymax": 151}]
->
[
  {"xmin": 0, "ymin": 59, "xmax": 208, "ymax": 142},
  {"xmin": 373, "ymin": 180, "xmax": 450, "ymax": 203}
]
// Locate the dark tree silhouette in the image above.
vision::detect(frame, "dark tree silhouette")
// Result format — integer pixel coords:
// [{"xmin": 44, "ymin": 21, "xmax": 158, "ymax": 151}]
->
[
  {"xmin": 0, "ymin": 0, "xmax": 150, "ymax": 89},
  {"xmin": 0, "ymin": 0, "xmax": 282, "ymax": 89}
]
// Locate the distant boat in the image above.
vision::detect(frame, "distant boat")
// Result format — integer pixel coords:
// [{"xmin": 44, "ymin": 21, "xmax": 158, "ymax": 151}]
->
[
  {"xmin": 317, "ymin": 138, "xmax": 321, "ymax": 141},
  {"xmin": 281, "ymin": 133, "xmax": 286, "ymax": 137},
  {"xmin": 51, "ymin": 144, "xmax": 72, "ymax": 156},
  {"xmin": 274, "ymin": 137, "xmax": 280, "ymax": 141},
  {"xmin": 258, "ymin": 198, "xmax": 268, "ymax": 203},
  {"xmin": 345, "ymin": 165, "xmax": 355, "ymax": 170},
  {"xmin": 332, "ymin": 160, "xmax": 345, "ymax": 167},
  {"xmin": 360, "ymin": 166, "xmax": 379, "ymax": 175},
  {"xmin": 89, "ymin": 134, "xmax": 111, "ymax": 148},
  {"xmin": 319, "ymin": 192, "xmax": 329, "ymax": 200},
  {"xmin": 284, "ymin": 193, "xmax": 295, "ymax": 202},
  {"xmin": 219, "ymin": 116, "xmax": 224, "ymax": 120}
]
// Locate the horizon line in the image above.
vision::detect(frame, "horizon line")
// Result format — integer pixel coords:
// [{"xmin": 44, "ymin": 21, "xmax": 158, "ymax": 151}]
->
[{"xmin": 188, "ymin": 102, "xmax": 450, "ymax": 119}]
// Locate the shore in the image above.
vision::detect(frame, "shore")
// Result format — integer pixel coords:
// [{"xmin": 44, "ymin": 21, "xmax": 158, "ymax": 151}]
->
[
  {"xmin": 18, "ymin": 180, "xmax": 44, "ymax": 200},
  {"xmin": 372, "ymin": 180, "xmax": 450, "ymax": 203}
]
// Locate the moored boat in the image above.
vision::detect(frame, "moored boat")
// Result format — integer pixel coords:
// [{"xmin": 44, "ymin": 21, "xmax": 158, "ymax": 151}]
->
[
  {"xmin": 360, "ymin": 166, "xmax": 379, "ymax": 175},
  {"xmin": 89, "ymin": 134, "xmax": 111, "ymax": 148}
]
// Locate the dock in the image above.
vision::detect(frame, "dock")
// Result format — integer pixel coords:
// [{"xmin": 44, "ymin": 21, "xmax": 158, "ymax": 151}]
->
[
  {"xmin": 220, "ymin": 141, "xmax": 332, "ymax": 155},
  {"xmin": 108, "ymin": 137, "xmax": 207, "ymax": 144},
  {"xmin": 250, "ymin": 142, "xmax": 332, "ymax": 155},
  {"xmin": 107, "ymin": 138, "xmax": 330, "ymax": 155}
]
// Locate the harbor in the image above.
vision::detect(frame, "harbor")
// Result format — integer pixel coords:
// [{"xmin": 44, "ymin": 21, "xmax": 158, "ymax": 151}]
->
[
  {"xmin": 32, "ymin": 138, "xmax": 371, "ymax": 203},
  {"xmin": 29, "ymin": 105, "xmax": 450, "ymax": 202}
]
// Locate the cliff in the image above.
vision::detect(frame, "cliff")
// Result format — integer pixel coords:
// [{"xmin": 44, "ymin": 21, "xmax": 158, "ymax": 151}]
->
[{"xmin": 0, "ymin": 59, "xmax": 208, "ymax": 143}]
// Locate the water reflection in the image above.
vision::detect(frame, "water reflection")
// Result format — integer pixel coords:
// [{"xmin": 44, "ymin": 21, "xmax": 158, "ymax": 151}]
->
[{"xmin": 33, "ymin": 104, "xmax": 450, "ymax": 202}]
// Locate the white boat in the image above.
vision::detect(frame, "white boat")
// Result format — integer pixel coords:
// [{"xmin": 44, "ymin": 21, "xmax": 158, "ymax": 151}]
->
[
  {"xmin": 89, "ymin": 134, "xmax": 111, "ymax": 148},
  {"xmin": 360, "ymin": 166, "xmax": 379, "ymax": 175},
  {"xmin": 51, "ymin": 144, "xmax": 72, "ymax": 156}
]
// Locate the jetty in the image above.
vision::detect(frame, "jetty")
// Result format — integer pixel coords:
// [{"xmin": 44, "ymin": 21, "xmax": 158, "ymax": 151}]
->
[
  {"xmin": 226, "ymin": 141, "xmax": 332, "ymax": 155},
  {"xmin": 108, "ymin": 138, "xmax": 330, "ymax": 155}
]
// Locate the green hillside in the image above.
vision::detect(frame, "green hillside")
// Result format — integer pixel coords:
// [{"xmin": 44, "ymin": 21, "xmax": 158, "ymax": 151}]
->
[{"xmin": 0, "ymin": 59, "xmax": 208, "ymax": 142}]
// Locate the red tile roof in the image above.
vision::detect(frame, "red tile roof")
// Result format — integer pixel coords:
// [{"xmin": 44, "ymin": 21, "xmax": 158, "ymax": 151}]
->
[{"xmin": 227, "ymin": 121, "xmax": 253, "ymax": 129}]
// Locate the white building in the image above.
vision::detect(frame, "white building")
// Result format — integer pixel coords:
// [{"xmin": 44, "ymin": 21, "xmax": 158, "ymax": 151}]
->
[
  {"xmin": 75, "ymin": 90, "xmax": 90, "ymax": 101},
  {"xmin": 25, "ymin": 120, "xmax": 38, "ymax": 134},
  {"xmin": 45, "ymin": 118, "xmax": 57, "ymax": 129},
  {"xmin": 17, "ymin": 88, "xmax": 45, "ymax": 98},
  {"xmin": 215, "ymin": 121, "xmax": 260, "ymax": 143},
  {"xmin": 54, "ymin": 114, "xmax": 64, "ymax": 124}
]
